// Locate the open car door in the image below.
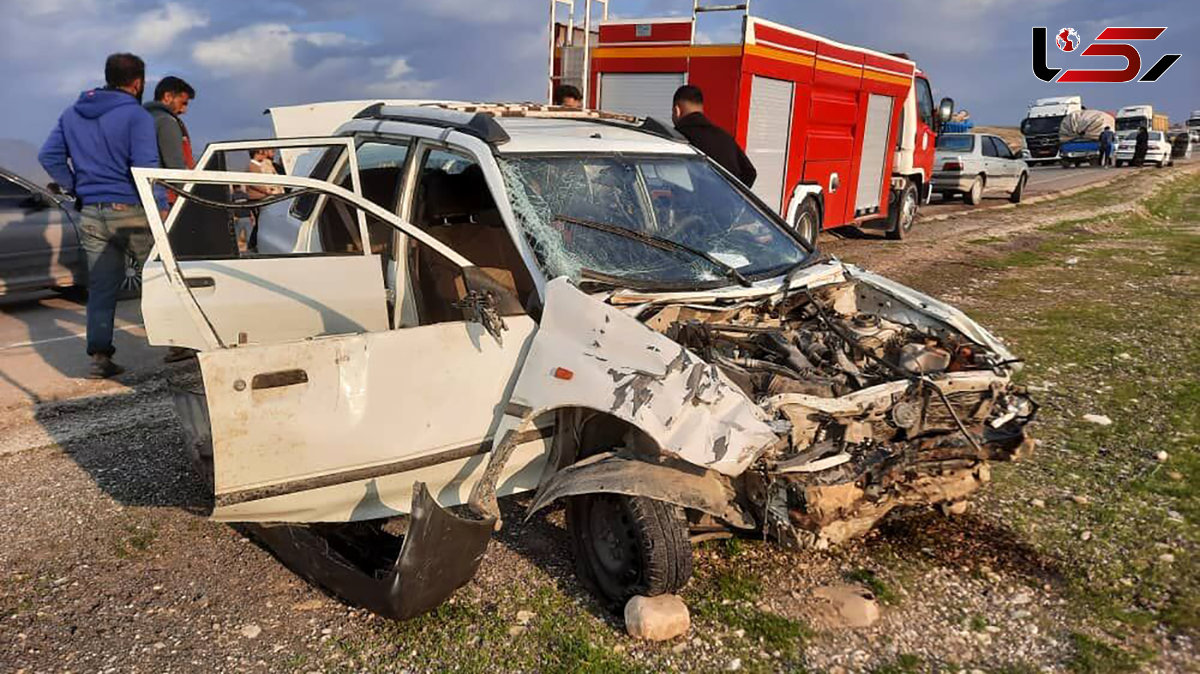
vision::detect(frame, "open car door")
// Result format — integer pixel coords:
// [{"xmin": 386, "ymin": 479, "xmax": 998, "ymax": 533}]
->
[
  {"xmin": 140, "ymin": 137, "xmax": 386, "ymax": 349},
  {"xmin": 132, "ymin": 165, "xmax": 550, "ymax": 522}
]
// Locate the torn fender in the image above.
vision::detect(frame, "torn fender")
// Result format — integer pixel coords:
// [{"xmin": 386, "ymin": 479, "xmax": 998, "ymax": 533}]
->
[
  {"xmin": 248, "ymin": 482, "xmax": 493, "ymax": 620},
  {"xmin": 504, "ymin": 278, "xmax": 779, "ymax": 476},
  {"xmin": 527, "ymin": 452, "xmax": 756, "ymax": 529}
]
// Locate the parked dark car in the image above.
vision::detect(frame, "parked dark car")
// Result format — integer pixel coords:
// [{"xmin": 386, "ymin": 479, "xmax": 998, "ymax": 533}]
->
[{"xmin": 0, "ymin": 166, "xmax": 141, "ymax": 297}]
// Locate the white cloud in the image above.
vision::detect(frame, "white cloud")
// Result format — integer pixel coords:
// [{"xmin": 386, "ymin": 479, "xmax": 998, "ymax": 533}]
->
[
  {"xmin": 362, "ymin": 57, "xmax": 437, "ymax": 97},
  {"xmin": 192, "ymin": 23, "xmax": 355, "ymax": 75},
  {"xmin": 130, "ymin": 2, "xmax": 210, "ymax": 53},
  {"xmin": 403, "ymin": 0, "xmax": 522, "ymax": 24}
]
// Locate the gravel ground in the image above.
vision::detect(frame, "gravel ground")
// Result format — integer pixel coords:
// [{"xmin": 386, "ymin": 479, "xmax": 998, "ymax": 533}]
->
[{"xmin": 1, "ymin": 164, "xmax": 1196, "ymax": 673}]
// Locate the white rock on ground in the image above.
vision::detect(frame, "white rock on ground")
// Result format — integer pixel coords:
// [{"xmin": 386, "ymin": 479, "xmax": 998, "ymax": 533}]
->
[
  {"xmin": 811, "ymin": 585, "xmax": 880, "ymax": 628},
  {"xmin": 624, "ymin": 594, "xmax": 691, "ymax": 641},
  {"xmin": 1082, "ymin": 414, "xmax": 1112, "ymax": 426}
]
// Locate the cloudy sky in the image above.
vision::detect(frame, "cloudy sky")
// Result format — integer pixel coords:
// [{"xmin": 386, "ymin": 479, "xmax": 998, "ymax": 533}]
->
[{"xmin": 1, "ymin": 0, "xmax": 1195, "ymax": 174}]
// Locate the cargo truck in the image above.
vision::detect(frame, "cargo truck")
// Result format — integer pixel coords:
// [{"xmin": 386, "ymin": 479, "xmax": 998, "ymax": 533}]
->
[
  {"xmin": 1020, "ymin": 96, "xmax": 1083, "ymax": 163},
  {"xmin": 1115, "ymin": 105, "xmax": 1168, "ymax": 133}
]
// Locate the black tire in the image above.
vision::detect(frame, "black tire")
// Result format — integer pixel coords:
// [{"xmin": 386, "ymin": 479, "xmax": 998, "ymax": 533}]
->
[
  {"xmin": 790, "ymin": 196, "xmax": 821, "ymax": 249},
  {"xmin": 1009, "ymin": 173, "xmax": 1027, "ymax": 204},
  {"xmin": 566, "ymin": 493, "xmax": 692, "ymax": 608},
  {"xmin": 1060, "ymin": 160, "xmax": 1072, "ymax": 169},
  {"xmin": 964, "ymin": 176, "xmax": 984, "ymax": 205},
  {"xmin": 886, "ymin": 180, "xmax": 918, "ymax": 240}
]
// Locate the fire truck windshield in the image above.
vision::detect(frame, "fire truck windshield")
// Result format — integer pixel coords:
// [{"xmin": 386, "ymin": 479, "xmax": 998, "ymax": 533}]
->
[{"xmin": 500, "ymin": 154, "xmax": 808, "ymax": 290}]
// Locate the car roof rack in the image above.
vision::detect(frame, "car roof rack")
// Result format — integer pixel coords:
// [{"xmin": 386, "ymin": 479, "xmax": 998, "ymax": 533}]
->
[{"xmin": 353, "ymin": 101, "xmax": 686, "ymax": 145}]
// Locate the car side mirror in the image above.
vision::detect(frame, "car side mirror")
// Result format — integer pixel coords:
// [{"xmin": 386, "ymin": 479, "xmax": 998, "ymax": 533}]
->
[
  {"xmin": 938, "ymin": 97, "xmax": 955, "ymax": 125},
  {"xmin": 455, "ymin": 266, "xmax": 523, "ymax": 344}
]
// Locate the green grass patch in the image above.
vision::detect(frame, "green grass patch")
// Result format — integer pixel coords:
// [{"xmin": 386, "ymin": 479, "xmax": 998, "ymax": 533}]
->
[
  {"xmin": 1066, "ymin": 632, "xmax": 1151, "ymax": 674},
  {"xmin": 689, "ymin": 569, "xmax": 809, "ymax": 667},
  {"xmin": 112, "ymin": 523, "xmax": 157, "ymax": 558},
  {"xmin": 843, "ymin": 568, "xmax": 900, "ymax": 605},
  {"xmin": 869, "ymin": 653, "xmax": 923, "ymax": 674}
]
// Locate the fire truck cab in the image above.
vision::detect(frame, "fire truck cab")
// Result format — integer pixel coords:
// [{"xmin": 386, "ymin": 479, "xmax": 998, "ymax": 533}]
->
[{"xmin": 551, "ymin": 3, "xmax": 952, "ymax": 244}]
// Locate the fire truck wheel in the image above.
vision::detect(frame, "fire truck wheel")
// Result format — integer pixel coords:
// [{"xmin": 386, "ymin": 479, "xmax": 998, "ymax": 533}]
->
[
  {"xmin": 963, "ymin": 176, "xmax": 984, "ymax": 205},
  {"xmin": 567, "ymin": 493, "xmax": 693, "ymax": 609},
  {"xmin": 792, "ymin": 197, "xmax": 821, "ymax": 249},
  {"xmin": 886, "ymin": 181, "xmax": 918, "ymax": 240}
]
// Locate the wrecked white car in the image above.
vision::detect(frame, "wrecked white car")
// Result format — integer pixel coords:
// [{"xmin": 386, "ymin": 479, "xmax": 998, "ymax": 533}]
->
[{"xmin": 133, "ymin": 104, "xmax": 1035, "ymax": 619}]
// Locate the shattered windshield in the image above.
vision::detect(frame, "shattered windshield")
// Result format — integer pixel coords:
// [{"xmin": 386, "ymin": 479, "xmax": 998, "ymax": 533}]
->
[{"xmin": 499, "ymin": 154, "xmax": 807, "ymax": 289}]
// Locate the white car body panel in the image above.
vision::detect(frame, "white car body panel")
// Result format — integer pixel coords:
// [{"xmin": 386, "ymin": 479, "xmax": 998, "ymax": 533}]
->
[{"xmin": 504, "ymin": 279, "xmax": 779, "ymax": 476}]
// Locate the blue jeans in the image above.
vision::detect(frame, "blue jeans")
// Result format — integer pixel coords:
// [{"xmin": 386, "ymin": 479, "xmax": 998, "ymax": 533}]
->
[{"xmin": 78, "ymin": 204, "xmax": 154, "ymax": 357}]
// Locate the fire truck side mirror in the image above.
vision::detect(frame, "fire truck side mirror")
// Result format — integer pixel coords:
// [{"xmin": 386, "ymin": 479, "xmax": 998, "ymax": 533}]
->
[{"xmin": 938, "ymin": 97, "xmax": 955, "ymax": 125}]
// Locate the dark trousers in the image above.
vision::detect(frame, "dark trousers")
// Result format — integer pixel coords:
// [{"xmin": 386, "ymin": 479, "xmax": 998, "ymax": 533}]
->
[{"xmin": 78, "ymin": 204, "xmax": 153, "ymax": 356}]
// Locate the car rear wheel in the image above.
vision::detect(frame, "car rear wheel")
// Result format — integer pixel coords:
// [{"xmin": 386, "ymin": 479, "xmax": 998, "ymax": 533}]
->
[
  {"xmin": 118, "ymin": 250, "xmax": 143, "ymax": 299},
  {"xmin": 963, "ymin": 176, "xmax": 984, "ymax": 205},
  {"xmin": 1009, "ymin": 173, "xmax": 1027, "ymax": 204},
  {"xmin": 886, "ymin": 180, "xmax": 918, "ymax": 240},
  {"xmin": 567, "ymin": 493, "xmax": 692, "ymax": 609}
]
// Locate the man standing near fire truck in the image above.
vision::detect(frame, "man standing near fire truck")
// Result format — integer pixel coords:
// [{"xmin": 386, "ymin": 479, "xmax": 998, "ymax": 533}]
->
[{"xmin": 671, "ymin": 85, "xmax": 757, "ymax": 188}]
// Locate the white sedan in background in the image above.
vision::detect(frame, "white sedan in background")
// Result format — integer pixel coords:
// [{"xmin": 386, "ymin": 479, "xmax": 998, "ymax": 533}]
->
[
  {"xmin": 932, "ymin": 133, "xmax": 1029, "ymax": 205},
  {"xmin": 1114, "ymin": 130, "xmax": 1173, "ymax": 168}
]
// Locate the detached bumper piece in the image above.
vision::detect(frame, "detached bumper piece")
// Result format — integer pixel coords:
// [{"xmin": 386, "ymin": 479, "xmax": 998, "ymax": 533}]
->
[{"xmin": 249, "ymin": 482, "xmax": 495, "ymax": 620}]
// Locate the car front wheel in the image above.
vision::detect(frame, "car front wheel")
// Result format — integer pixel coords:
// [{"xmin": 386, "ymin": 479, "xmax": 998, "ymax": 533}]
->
[{"xmin": 567, "ymin": 493, "xmax": 692, "ymax": 609}]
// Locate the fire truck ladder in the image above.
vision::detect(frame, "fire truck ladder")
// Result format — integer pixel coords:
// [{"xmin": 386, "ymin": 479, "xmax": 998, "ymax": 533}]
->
[{"xmin": 547, "ymin": 0, "xmax": 609, "ymax": 106}]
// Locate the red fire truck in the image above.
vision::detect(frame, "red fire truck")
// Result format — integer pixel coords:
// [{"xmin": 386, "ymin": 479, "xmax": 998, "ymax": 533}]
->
[{"xmin": 550, "ymin": 2, "xmax": 953, "ymax": 243}]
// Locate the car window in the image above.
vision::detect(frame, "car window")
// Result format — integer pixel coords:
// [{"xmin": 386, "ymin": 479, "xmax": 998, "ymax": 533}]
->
[
  {"xmin": 0, "ymin": 176, "xmax": 32, "ymax": 202},
  {"xmin": 408, "ymin": 146, "xmax": 534, "ymax": 325},
  {"xmin": 915, "ymin": 78, "xmax": 934, "ymax": 128},
  {"xmin": 981, "ymin": 137, "xmax": 1000, "ymax": 158},
  {"xmin": 935, "ymin": 135, "xmax": 974, "ymax": 152},
  {"xmin": 991, "ymin": 137, "xmax": 1014, "ymax": 158},
  {"xmin": 317, "ymin": 140, "xmax": 411, "ymax": 256}
]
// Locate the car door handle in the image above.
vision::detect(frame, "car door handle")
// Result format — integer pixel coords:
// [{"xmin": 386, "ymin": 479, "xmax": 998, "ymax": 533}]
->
[
  {"xmin": 185, "ymin": 276, "xmax": 215, "ymax": 289},
  {"xmin": 251, "ymin": 369, "xmax": 308, "ymax": 390}
]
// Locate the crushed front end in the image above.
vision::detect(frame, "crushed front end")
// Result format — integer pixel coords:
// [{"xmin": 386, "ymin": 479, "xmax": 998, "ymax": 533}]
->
[{"xmin": 629, "ymin": 264, "xmax": 1036, "ymax": 549}]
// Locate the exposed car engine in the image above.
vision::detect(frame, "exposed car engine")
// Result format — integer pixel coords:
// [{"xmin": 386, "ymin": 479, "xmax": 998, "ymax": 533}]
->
[{"xmin": 645, "ymin": 279, "xmax": 1036, "ymax": 548}]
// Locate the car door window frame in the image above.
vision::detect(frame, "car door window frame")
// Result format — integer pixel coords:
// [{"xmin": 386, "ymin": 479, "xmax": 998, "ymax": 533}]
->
[
  {"xmin": 132, "ymin": 166, "xmax": 474, "ymax": 351},
  {"xmin": 168, "ymin": 137, "xmax": 371, "ymax": 258},
  {"xmin": 991, "ymin": 137, "xmax": 1014, "ymax": 159},
  {"xmin": 981, "ymin": 136, "xmax": 1000, "ymax": 158}
]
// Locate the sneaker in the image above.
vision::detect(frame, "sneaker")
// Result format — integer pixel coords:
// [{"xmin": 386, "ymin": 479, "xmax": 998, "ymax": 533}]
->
[{"xmin": 88, "ymin": 354, "xmax": 126, "ymax": 379}]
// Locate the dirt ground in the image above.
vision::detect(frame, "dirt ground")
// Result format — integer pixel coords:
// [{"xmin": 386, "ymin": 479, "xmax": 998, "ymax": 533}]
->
[{"xmin": 1, "ymin": 165, "xmax": 1196, "ymax": 673}]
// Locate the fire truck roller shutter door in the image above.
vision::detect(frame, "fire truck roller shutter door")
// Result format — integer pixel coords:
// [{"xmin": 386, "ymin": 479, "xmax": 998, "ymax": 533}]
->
[
  {"xmin": 855, "ymin": 94, "xmax": 895, "ymax": 215},
  {"xmin": 599, "ymin": 72, "xmax": 686, "ymax": 120},
  {"xmin": 745, "ymin": 75, "xmax": 795, "ymax": 214}
]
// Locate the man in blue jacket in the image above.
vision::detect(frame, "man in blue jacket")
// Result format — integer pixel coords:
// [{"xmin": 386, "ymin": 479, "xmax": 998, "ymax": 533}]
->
[{"xmin": 39, "ymin": 53, "xmax": 160, "ymax": 379}]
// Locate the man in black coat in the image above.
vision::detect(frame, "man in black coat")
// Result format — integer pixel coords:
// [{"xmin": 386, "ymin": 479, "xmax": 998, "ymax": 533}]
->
[
  {"xmin": 1133, "ymin": 125, "xmax": 1149, "ymax": 166},
  {"xmin": 671, "ymin": 85, "xmax": 757, "ymax": 187}
]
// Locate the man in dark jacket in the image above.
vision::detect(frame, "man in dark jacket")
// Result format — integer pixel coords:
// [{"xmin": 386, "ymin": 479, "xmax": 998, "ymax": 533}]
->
[
  {"xmin": 145, "ymin": 76, "xmax": 196, "ymax": 173},
  {"xmin": 671, "ymin": 85, "xmax": 757, "ymax": 187},
  {"xmin": 1133, "ymin": 125, "xmax": 1149, "ymax": 166},
  {"xmin": 38, "ymin": 53, "xmax": 160, "ymax": 378},
  {"xmin": 1099, "ymin": 126, "xmax": 1115, "ymax": 167}
]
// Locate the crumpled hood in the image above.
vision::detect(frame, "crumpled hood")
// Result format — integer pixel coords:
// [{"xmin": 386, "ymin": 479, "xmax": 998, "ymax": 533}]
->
[{"xmin": 73, "ymin": 88, "xmax": 139, "ymax": 119}]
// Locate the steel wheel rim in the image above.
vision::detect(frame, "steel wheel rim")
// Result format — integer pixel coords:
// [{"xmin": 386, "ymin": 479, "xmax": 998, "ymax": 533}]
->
[
  {"xmin": 121, "ymin": 252, "xmax": 143, "ymax": 294},
  {"xmin": 588, "ymin": 496, "xmax": 641, "ymax": 589},
  {"xmin": 901, "ymin": 189, "xmax": 917, "ymax": 230}
]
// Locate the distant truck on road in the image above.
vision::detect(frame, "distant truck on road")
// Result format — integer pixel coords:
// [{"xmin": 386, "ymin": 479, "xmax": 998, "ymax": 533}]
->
[
  {"xmin": 1058, "ymin": 109, "xmax": 1116, "ymax": 168},
  {"xmin": 1187, "ymin": 110, "xmax": 1200, "ymax": 143},
  {"xmin": 1115, "ymin": 105, "xmax": 1168, "ymax": 133},
  {"xmin": 1021, "ymin": 96, "xmax": 1083, "ymax": 163}
]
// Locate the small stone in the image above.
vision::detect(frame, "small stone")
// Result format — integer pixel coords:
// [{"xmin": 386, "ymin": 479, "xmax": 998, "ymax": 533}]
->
[
  {"xmin": 727, "ymin": 658, "xmax": 743, "ymax": 671},
  {"xmin": 1159, "ymin": 553, "xmax": 1175, "ymax": 563},
  {"xmin": 624, "ymin": 594, "xmax": 691, "ymax": 641},
  {"xmin": 1117, "ymin": 352, "xmax": 1132, "ymax": 361},
  {"xmin": 1012, "ymin": 610, "xmax": 1032, "ymax": 619},
  {"xmin": 507, "ymin": 625, "xmax": 526, "ymax": 637},
  {"xmin": 943, "ymin": 500, "xmax": 969, "ymax": 515},
  {"xmin": 1168, "ymin": 471, "xmax": 1183, "ymax": 481},
  {"xmin": 1080, "ymin": 531, "xmax": 1092, "ymax": 542},
  {"xmin": 516, "ymin": 610, "xmax": 535, "ymax": 626},
  {"xmin": 1071, "ymin": 495, "xmax": 1089, "ymax": 505},
  {"xmin": 733, "ymin": 629, "xmax": 745, "ymax": 639},
  {"xmin": 1065, "ymin": 257, "xmax": 1079, "ymax": 266},
  {"xmin": 612, "ymin": 643, "xmax": 626, "ymax": 653},
  {"xmin": 812, "ymin": 585, "xmax": 880, "ymax": 628},
  {"xmin": 1154, "ymin": 451, "xmax": 1169, "ymax": 463},
  {"xmin": 240, "ymin": 624, "xmax": 262, "ymax": 639},
  {"xmin": 1029, "ymin": 498, "xmax": 1046, "ymax": 509},
  {"xmin": 321, "ymin": 628, "xmax": 332, "ymax": 635},
  {"xmin": 1082, "ymin": 414, "xmax": 1112, "ymax": 426},
  {"xmin": 1010, "ymin": 592, "xmax": 1033, "ymax": 606},
  {"xmin": 1167, "ymin": 510, "xmax": 1184, "ymax": 522},
  {"xmin": 671, "ymin": 642, "xmax": 688, "ymax": 654},
  {"xmin": 153, "ymin": 642, "xmax": 166, "ymax": 650}
]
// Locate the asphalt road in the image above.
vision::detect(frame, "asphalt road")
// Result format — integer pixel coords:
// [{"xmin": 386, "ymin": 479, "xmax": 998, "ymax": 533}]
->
[
  {"xmin": 918, "ymin": 162, "xmax": 1117, "ymax": 219},
  {"xmin": 0, "ymin": 160, "xmax": 1176, "ymax": 412}
]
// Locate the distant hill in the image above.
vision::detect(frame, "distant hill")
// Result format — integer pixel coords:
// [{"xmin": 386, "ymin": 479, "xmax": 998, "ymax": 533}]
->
[{"xmin": 0, "ymin": 138, "xmax": 51, "ymax": 185}]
